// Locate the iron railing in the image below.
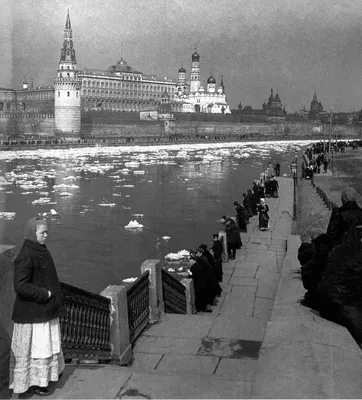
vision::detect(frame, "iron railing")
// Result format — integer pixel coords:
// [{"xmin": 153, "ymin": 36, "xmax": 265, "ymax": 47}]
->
[
  {"xmin": 126, "ymin": 270, "xmax": 150, "ymax": 344},
  {"xmin": 59, "ymin": 282, "xmax": 112, "ymax": 361},
  {"xmin": 161, "ymin": 269, "xmax": 187, "ymax": 314}
]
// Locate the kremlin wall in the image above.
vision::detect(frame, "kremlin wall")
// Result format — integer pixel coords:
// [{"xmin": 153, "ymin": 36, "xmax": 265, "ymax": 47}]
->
[{"xmin": 0, "ymin": 12, "xmax": 360, "ymax": 140}]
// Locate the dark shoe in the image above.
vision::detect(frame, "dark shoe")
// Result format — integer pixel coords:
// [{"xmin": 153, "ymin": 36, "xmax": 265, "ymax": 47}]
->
[
  {"xmin": 33, "ymin": 387, "xmax": 50, "ymax": 396},
  {"xmin": 18, "ymin": 388, "xmax": 34, "ymax": 399}
]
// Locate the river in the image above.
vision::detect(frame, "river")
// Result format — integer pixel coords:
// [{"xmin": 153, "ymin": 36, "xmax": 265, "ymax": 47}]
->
[{"xmin": 0, "ymin": 140, "xmax": 310, "ymax": 293}]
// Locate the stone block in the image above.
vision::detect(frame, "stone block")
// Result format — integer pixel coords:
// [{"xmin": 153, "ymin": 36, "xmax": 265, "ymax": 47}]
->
[
  {"xmin": 256, "ymin": 282, "xmax": 279, "ymax": 299},
  {"xmin": 155, "ymin": 353, "xmax": 219, "ymax": 375},
  {"xmin": 198, "ymin": 338, "xmax": 261, "ymax": 359},
  {"xmin": 254, "ymin": 297, "xmax": 275, "ymax": 310},
  {"xmin": 130, "ymin": 352, "xmax": 163, "ymax": 371},
  {"xmin": 228, "ymin": 276, "xmax": 258, "ymax": 286},
  {"xmin": 218, "ymin": 293, "xmax": 254, "ymax": 317},
  {"xmin": 100, "ymin": 285, "xmax": 133, "ymax": 365},
  {"xmin": 253, "ymin": 308, "xmax": 273, "ymax": 320},
  {"xmin": 231, "ymin": 285, "xmax": 257, "ymax": 295},
  {"xmin": 208, "ymin": 316, "xmax": 266, "ymax": 341},
  {"xmin": 232, "ymin": 268, "xmax": 257, "ymax": 278},
  {"xmin": 214, "ymin": 358, "xmax": 258, "ymax": 381},
  {"xmin": 133, "ymin": 335, "xmax": 202, "ymax": 355},
  {"xmin": 140, "ymin": 259, "xmax": 164, "ymax": 323}
]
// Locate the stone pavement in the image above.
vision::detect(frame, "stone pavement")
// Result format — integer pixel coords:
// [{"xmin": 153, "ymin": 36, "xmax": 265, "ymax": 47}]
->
[{"xmin": 1, "ymin": 178, "xmax": 294, "ymax": 400}]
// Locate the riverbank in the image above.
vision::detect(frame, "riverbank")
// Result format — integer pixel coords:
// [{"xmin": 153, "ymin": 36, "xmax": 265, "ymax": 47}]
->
[{"xmin": 1, "ymin": 133, "xmax": 361, "ymax": 151}]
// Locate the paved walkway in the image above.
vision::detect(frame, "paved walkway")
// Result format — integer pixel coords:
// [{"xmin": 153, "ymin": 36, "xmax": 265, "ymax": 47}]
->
[{"xmin": 1, "ymin": 178, "xmax": 293, "ymax": 399}]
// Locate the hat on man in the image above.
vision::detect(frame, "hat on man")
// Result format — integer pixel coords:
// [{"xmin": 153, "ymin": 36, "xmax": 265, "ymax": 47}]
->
[{"xmin": 212, "ymin": 233, "xmax": 219, "ymax": 239}]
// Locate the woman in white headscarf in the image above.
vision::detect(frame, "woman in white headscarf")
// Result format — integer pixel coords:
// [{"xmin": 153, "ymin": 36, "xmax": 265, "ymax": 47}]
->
[{"xmin": 9, "ymin": 217, "xmax": 64, "ymax": 398}]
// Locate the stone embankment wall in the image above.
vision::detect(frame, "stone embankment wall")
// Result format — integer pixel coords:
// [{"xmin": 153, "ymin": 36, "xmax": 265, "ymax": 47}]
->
[
  {"xmin": 0, "ymin": 246, "xmax": 16, "ymax": 391},
  {"xmin": 0, "ymin": 113, "xmax": 56, "ymax": 137}
]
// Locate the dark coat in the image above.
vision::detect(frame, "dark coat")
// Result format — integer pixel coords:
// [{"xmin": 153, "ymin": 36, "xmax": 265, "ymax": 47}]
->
[
  {"xmin": 327, "ymin": 201, "xmax": 362, "ymax": 246},
  {"xmin": 225, "ymin": 222, "xmax": 241, "ymax": 247},
  {"xmin": 12, "ymin": 239, "xmax": 63, "ymax": 324}
]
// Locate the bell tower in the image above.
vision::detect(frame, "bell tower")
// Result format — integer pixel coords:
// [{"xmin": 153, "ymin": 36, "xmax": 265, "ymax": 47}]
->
[
  {"xmin": 54, "ymin": 10, "xmax": 81, "ymax": 136},
  {"xmin": 190, "ymin": 47, "xmax": 201, "ymax": 93}
]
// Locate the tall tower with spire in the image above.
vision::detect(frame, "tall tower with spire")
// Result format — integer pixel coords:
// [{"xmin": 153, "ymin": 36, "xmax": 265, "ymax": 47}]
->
[
  {"xmin": 190, "ymin": 47, "xmax": 201, "ymax": 93},
  {"xmin": 54, "ymin": 11, "xmax": 81, "ymax": 136}
]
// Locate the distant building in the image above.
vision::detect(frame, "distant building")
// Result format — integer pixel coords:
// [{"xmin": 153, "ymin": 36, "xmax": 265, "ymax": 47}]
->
[
  {"xmin": 264, "ymin": 88, "xmax": 286, "ymax": 119},
  {"xmin": 174, "ymin": 50, "xmax": 231, "ymax": 114},
  {"xmin": 309, "ymin": 91, "xmax": 325, "ymax": 120}
]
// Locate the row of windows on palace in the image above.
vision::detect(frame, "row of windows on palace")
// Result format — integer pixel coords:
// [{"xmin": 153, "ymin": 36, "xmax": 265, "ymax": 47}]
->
[
  {"xmin": 80, "ymin": 80, "xmax": 175, "ymax": 93},
  {"xmin": 55, "ymin": 90, "xmax": 175, "ymax": 99}
]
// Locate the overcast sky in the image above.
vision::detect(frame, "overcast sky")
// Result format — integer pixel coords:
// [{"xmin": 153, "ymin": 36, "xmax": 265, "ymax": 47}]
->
[{"xmin": 2, "ymin": 0, "xmax": 362, "ymax": 112}]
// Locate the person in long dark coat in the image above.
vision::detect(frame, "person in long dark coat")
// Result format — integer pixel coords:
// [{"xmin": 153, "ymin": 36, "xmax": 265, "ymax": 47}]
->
[
  {"xmin": 225, "ymin": 219, "xmax": 241, "ymax": 259},
  {"xmin": 247, "ymin": 189, "xmax": 258, "ymax": 216},
  {"xmin": 327, "ymin": 186, "xmax": 362, "ymax": 247},
  {"xmin": 242, "ymin": 193, "xmax": 252, "ymax": 220},
  {"xmin": 264, "ymin": 178, "xmax": 272, "ymax": 198},
  {"xmin": 275, "ymin": 163, "xmax": 281, "ymax": 176},
  {"xmin": 195, "ymin": 248, "xmax": 222, "ymax": 301},
  {"xmin": 252, "ymin": 181, "xmax": 260, "ymax": 204},
  {"xmin": 318, "ymin": 227, "xmax": 362, "ymax": 347},
  {"xmin": 189, "ymin": 251, "xmax": 211, "ymax": 313},
  {"xmin": 9, "ymin": 217, "xmax": 64, "ymax": 397},
  {"xmin": 297, "ymin": 228, "xmax": 325, "ymax": 268},
  {"xmin": 269, "ymin": 176, "xmax": 279, "ymax": 198},
  {"xmin": 234, "ymin": 201, "xmax": 247, "ymax": 232},
  {"xmin": 257, "ymin": 198, "xmax": 269, "ymax": 231},
  {"xmin": 300, "ymin": 233, "xmax": 333, "ymax": 310},
  {"xmin": 210, "ymin": 234, "xmax": 223, "ymax": 282}
]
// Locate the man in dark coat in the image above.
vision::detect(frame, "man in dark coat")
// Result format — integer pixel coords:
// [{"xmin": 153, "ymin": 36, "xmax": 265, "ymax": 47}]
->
[
  {"xmin": 326, "ymin": 187, "xmax": 362, "ymax": 247},
  {"xmin": 234, "ymin": 201, "xmax": 247, "ymax": 232},
  {"xmin": 225, "ymin": 219, "xmax": 241, "ymax": 259},
  {"xmin": 300, "ymin": 233, "xmax": 333, "ymax": 310},
  {"xmin": 318, "ymin": 227, "xmax": 362, "ymax": 347},
  {"xmin": 189, "ymin": 250, "xmax": 211, "ymax": 312},
  {"xmin": 247, "ymin": 189, "xmax": 258, "ymax": 216},
  {"xmin": 195, "ymin": 248, "xmax": 221, "ymax": 303},
  {"xmin": 210, "ymin": 234, "xmax": 223, "ymax": 282}
]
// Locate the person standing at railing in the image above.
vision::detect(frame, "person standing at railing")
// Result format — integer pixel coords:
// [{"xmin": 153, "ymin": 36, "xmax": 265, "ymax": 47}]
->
[
  {"xmin": 210, "ymin": 234, "xmax": 223, "ymax": 283},
  {"xmin": 9, "ymin": 217, "xmax": 64, "ymax": 398}
]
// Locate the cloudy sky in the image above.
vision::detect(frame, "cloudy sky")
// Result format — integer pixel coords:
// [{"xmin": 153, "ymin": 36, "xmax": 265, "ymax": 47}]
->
[{"xmin": 2, "ymin": 0, "xmax": 362, "ymax": 112}]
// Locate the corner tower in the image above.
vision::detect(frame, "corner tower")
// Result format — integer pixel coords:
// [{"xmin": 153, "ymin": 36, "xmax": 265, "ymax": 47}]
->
[
  {"xmin": 54, "ymin": 11, "xmax": 81, "ymax": 136},
  {"xmin": 190, "ymin": 48, "xmax": 201, "ymax": 93}
]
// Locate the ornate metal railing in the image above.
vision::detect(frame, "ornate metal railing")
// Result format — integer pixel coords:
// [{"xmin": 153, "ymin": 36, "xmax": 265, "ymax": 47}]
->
[
  {"xmin": 161, "ymin": 269, "xmax": 187, "ymax": 314},
  {"xmin": 126, "ymin": 270, "xmax": 150, "ymax": 344},
  {"xmin": 59, "ymin": 282, "xmax": 112, "ymax": 361}
]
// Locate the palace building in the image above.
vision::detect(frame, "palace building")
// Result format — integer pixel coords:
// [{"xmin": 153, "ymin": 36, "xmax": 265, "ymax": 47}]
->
[{"xmin": 174, "ymin": 50, "xmax": 231, "ymax": 114}]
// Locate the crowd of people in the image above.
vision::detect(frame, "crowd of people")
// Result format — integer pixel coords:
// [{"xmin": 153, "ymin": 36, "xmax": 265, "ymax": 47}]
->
[
  {"xmin": 188, "ymin": 162, "xmax": 281, "ymax": 313},
  {"xmin": 298, "ymin": 186, "xmax": 362, "ymax": 347}
]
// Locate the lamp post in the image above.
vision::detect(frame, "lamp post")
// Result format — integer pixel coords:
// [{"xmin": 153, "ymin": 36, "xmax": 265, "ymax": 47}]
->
[
  {"xmin": 291, "ymin": 159, "xmax": 297, "ymax": 220},
  {"xmin": 329, "ymin": 107, "xmax": 333, "ymax": 166}
]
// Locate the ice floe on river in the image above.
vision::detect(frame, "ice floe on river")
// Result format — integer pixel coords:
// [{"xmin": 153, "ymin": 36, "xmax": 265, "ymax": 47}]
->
[
  {"xmin": 0, "ymin": 212, "xmax": 16, "ymax": 220},
  {"xmin": 125, "ymin": 220, "xmax": 144, "ymax": 229}
]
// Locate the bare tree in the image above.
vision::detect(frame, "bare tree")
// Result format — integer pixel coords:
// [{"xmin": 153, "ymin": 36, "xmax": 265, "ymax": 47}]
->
[
  {"xmin": 28, "ymin": 115, "xmax": 42, "ymax": 136},
  {"xmin": 6, "ymin": 113, "xmax": 23, "ymax": 138}
]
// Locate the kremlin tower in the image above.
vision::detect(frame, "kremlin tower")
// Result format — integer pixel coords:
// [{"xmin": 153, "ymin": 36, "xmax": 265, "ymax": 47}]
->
[
  {"xmin": 54, "ymin": 11, "xmax": 81, "ymax": 135},
  {"xmin": 189, "ymin": 48, "xmax": 201, "ymax": 93}
]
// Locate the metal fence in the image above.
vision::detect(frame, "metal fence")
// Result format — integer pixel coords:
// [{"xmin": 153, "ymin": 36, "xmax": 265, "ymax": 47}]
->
[
  {"xmin": 161, "ymin": 269, "xmax": 187, "ymax": 314},
  {"xmin": 59, "ymin": 282, "xmax": 112, "ymax": 361},
  {"xmin": 126, "ymin": 270, "xmax": 150, "ymax": 344}
]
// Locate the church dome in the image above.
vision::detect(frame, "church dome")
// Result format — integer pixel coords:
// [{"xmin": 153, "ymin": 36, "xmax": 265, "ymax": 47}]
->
[
  {"xmin": 192, "ymin": 51, "xmax": 200, "ymax": 62},
  {"xmin": 207, "ymin": 75, "xmax": 216, "ymax": 84},
  {"xmin": 178, "ymin": 66, "xmax": 186, "ymax": 73}
]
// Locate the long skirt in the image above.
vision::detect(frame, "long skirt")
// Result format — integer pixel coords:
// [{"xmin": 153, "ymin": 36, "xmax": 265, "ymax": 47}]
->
[
  {"xmin": 9, "ymin": 317, "xmax": 65, "ymax": 394},
  {"xmin": 271, "ymin": 189, "xmax": 279, "ymax": 198},
  {"xmin": 259, "ymin": 213, "xmax": 269, "ymax": 230}
]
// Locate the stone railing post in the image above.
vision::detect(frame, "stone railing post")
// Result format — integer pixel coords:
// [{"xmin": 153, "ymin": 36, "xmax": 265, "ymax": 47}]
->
[
  {"xmin": 219, "ymin": 231, "xmax": 229, "ymax": 263},
  {"xmin": 141, "ymin": 259, "xmax": 164, "ymax": 324},
  {"xmin": 100, "ymin": 285, "xmax": 133, "ymax": 366},
  {"xmin": 181, "ymin": 278, "xmax": 195, "ymax": 315}
]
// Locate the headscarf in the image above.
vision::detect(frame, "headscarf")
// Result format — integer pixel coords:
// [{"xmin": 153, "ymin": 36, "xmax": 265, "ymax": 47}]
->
[
  {"xmin": 24, "ymin": 217, "xmax": 46, "ymax": 243},
  {"xmin": 341, "ymin": 187, "xmax": 357, "ymax": 204},
  {"xmin": 260, "ymin": 198, "xmax": 265, "ymax": 205}
]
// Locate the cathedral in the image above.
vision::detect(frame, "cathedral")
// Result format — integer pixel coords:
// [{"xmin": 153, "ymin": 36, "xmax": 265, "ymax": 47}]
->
[{"xmin": 174, "ymin": 50, "xmax": 231, "ymax": 114}]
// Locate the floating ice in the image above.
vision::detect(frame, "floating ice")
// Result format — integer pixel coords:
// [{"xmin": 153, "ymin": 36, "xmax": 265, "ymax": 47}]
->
[
  {"xmin": 59, "ymin": 192, "xmax": 73, "ymax": 197},
  {"xmin": 125, "ymin": 220, "xmax": 144, "ymax": 229},
  {"xmin": 282, "ymin": 173, "xmax": 288, "ymax": 177},
  {"xmin": 0, "ymin": 212, "xmax": 16, "ymax": 220},
  {"xmin": 21, "ymin": 192, "xmax": 33, "ymax": 195},
  {"xmin": 162, "ymin": 236, "xmax": 171, "ymax": 240},
  {"xmin": 133, "ymin": 170, "xmax": 145, "ymax": 175},
  {"xmin": 125, "ymin": 195, "xmax": 130, "ymax": 197},
  {"xmin": 165, "ymin": 249, "xmax": 190, "ymax": 261},
  {"xmin": 53, "ymin": 184, "xmax": 79, "ymax": 189},
  {"xmin": 121, "ymin": 185, "xmax": 134, "ymax": 188},
  {"xmin": 122, "ymin": 277, "xmax": 138, "ymax": 283},
  {"xmin": 168, "ymin": 268, "xmax": 175, "ymax": 272},
  {"xmin": 50, "ymin": 209, "xmax": 58, "ymax": 215},
  {"xmin": 63, "ymin": 176, "xmax": 78, "ymax": 181},
  {"xmin": 32, "ymin": 198, "xmax": 51, "ymax": 205},
  {"xmin": 99, "ymin": 203, "xmax": 116, "ymax": 207},
  {"xmin": 112, "ymin": 193, "xmax": 122, "ymax": 196},
  {"xmin": 124, "ymin": 162, "xmax": 140, "ymax": 168},
  {"xmin": 132, "ymin": 213, "xmax": 144, "ymax": 217}
]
